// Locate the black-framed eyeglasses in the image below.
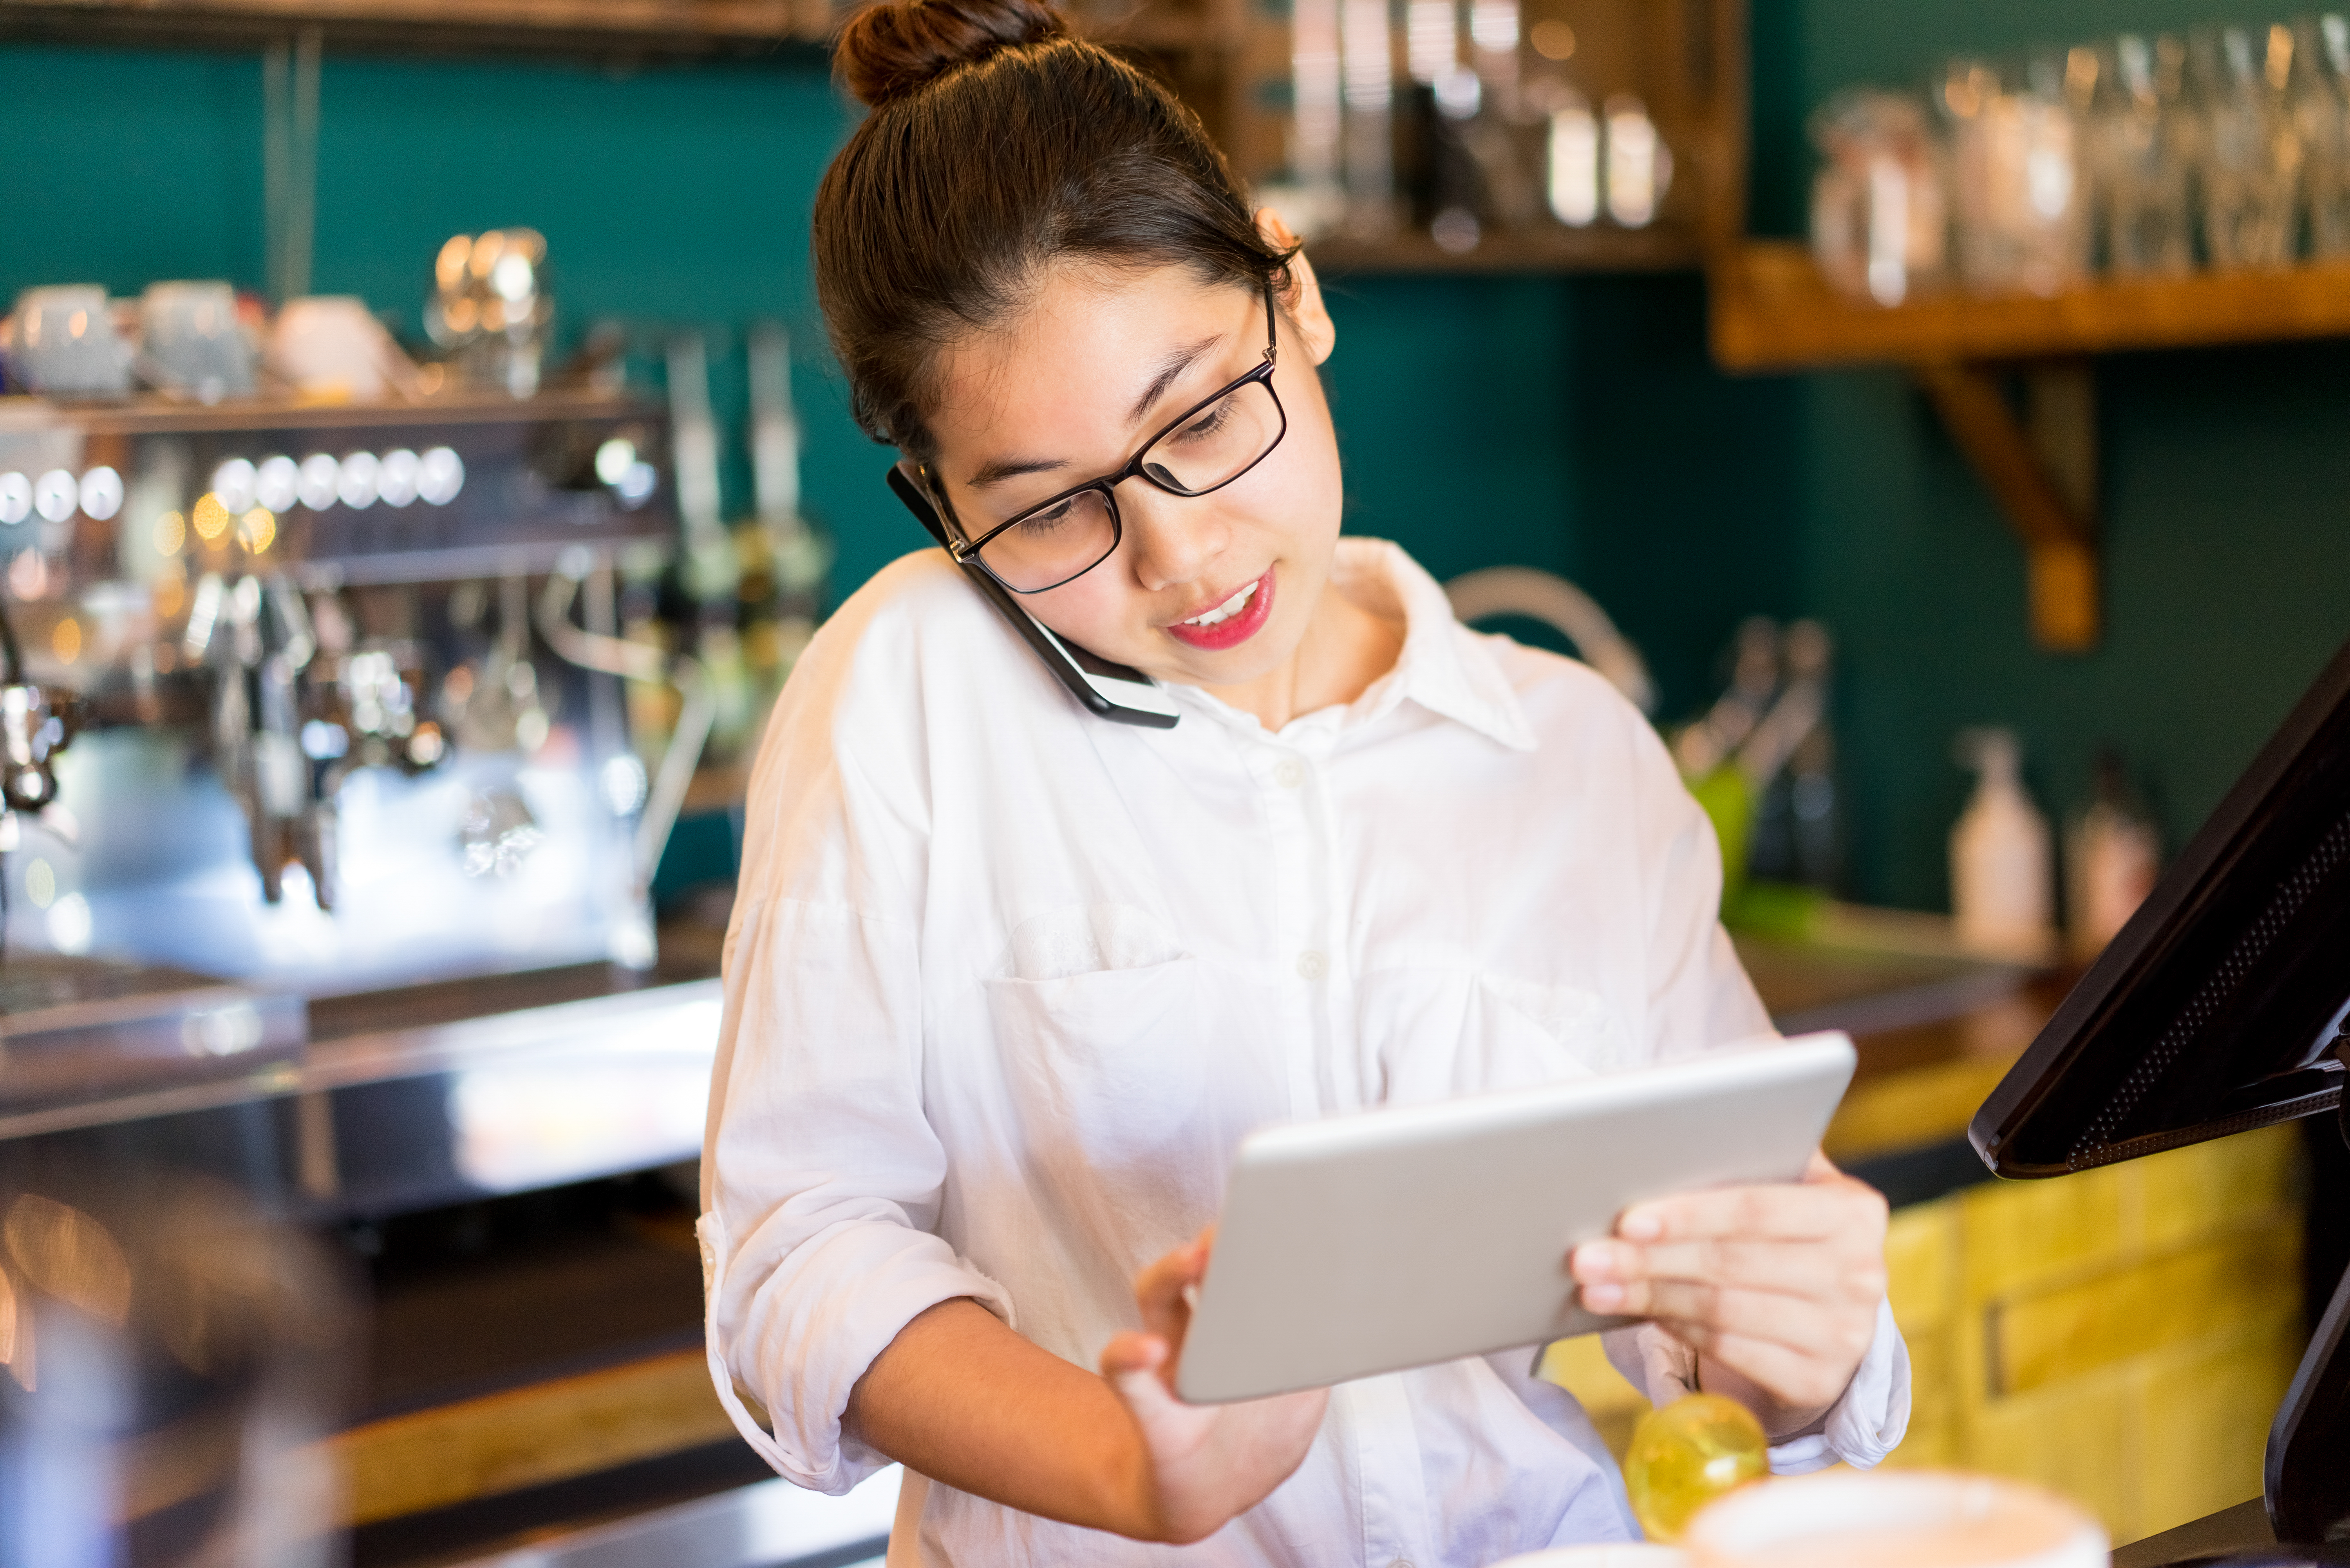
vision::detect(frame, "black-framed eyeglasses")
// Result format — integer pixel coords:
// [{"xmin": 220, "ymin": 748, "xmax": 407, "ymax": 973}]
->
[{"xmin": 921, "ymin": 282, "xmax": 1286, "ymax": 595}]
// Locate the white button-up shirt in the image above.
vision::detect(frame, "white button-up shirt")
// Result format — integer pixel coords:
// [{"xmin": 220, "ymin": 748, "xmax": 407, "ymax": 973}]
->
[{"xmin": 700, "ymin": 539, "xmax": 1909, "ymax": 1568}]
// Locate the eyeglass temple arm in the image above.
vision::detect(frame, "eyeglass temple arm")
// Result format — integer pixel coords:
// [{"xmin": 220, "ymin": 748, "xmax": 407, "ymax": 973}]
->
[{"xmin": 889, "ymin": 463, "xmax": 974, "ymax": 561}]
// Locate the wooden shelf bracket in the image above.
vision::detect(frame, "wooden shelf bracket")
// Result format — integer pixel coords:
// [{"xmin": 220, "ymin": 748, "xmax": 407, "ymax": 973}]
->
[{"xmin": 1910, "ymin": 358, "xmax": 2100, "ymax": 654}]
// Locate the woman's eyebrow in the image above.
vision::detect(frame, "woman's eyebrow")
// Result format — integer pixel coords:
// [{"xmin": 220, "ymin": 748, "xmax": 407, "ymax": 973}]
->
[
  {"xmin": 1127, "ymin": 332, "xmax": 1224, "ymax": 425},
  {"xmin": 964, "ymin": 328, "xmax": 1232, "ymax": 489},
  {"xmin": 965, "ymin": 455, "xmax": 1067, "ymax": 489}
]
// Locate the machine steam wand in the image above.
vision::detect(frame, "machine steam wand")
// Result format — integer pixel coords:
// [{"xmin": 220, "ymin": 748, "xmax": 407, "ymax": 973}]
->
[
  {"xmin": 0, "ymin": 591, "xmax": 83, "ymax": 958},
  {"xmin": 535, "ymin": 549, "xmax": 714, "ymax": 912}
]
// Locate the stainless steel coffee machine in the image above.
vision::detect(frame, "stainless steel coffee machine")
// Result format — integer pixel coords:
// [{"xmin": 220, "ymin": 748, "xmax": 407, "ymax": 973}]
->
[{"xmin": 0, "ymin": 387, "xmax": 682, "ymax": 995}]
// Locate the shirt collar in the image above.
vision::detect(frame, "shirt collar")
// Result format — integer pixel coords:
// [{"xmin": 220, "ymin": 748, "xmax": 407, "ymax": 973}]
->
[{"xmin": 1167, "ymin": 538, "xmax": 1539, "ymax": 752}]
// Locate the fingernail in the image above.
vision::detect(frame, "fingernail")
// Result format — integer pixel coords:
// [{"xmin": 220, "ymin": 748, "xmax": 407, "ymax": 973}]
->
[
  {"xmin": 1583, "ymin": 1282, "xmax": 1625, "ymax": 1311},
  {"xmin": 1620, "ymin": 1210, "xmax": 1662, "ymax": 1241},
  {"xmin": 1573, "ymin": 1243, "xmax": 1620, "ymax": 1280}
]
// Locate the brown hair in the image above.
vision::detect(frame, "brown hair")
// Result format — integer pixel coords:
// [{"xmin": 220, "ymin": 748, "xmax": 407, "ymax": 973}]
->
[{"xmin": 815, "ymin": 0, "xmax": 1294, "ymax": 458}]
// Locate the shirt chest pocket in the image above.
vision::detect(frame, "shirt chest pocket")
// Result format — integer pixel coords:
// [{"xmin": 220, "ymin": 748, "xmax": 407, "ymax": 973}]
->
[
  {"xmin": 979, "ymin": 906, "xmax": 1277, "ymax": 1267},
  {"xmin": 985, "ymin": 957, "xmax": 1210, "ymax": 1168},
  {"xmin": 1360, "ymin": 967, "xmax": 1639, "ymax": 1105}
]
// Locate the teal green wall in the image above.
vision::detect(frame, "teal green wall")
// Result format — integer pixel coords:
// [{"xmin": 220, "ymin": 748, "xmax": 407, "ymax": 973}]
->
[
  {"xmin": 7, "ymin": 7, "xmax": 2348, "ymax": 914},
  {"xmin": 0, "ymin": 45, "xmax": 886, "ymax": 579},
  {"xmin": 1726, "ymin": 0, "xmax": 2350, "ymax": 907}
]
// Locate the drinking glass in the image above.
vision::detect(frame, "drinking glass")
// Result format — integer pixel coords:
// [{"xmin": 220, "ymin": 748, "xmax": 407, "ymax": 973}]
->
[
  {"xmin": 1339, "ymin": 0, "xmax": 1398, "ymax": 237},
  {"xmin": 2296, "ymin": 16, "xmax": 2350, "ymax": 258},
  {"xmin": 2190, "ymin": 24, "xmax": 2303, "ymax": 269},
  {"xmin": 2090, "ymin": 35, "xmax": 2195, "ymax": 276}
]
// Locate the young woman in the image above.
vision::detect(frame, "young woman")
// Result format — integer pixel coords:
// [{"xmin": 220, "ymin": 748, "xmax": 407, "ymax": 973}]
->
[{"xmin": 698, "ymin": 1, "xmax": 1909, "ymax": 1560}]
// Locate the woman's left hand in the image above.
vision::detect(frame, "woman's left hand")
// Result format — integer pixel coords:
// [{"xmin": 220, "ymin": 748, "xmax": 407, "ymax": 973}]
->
[{"xmin": 1567, "ymin": 1150, "xmax": 1889, "ymax": 1438}]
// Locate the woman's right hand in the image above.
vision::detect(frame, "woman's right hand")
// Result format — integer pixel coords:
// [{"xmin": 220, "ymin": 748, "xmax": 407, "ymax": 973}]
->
[{"xmin": 1097, "ymin": 1229, "xmax": 1330, "ymax": 1544}]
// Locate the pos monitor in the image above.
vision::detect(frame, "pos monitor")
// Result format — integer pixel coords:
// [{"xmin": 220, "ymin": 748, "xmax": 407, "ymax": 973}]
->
[{"xmin": 1970, "ymin": 633, "xmax": 2350, "ymax": 1546}]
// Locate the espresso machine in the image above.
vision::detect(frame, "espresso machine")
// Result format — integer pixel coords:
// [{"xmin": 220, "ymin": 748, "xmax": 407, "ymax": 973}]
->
[
  {"xmin": 0, "ymin": 238, "xmax": 891, "ymax": 1563},
  {"xmin": 0, "ymin": 384, "xmax": 687, "ymax": 991}
]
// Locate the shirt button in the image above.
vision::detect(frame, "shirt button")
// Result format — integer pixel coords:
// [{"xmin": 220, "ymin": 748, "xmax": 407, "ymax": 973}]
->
[
  {"xmin": 1295, "ymin": 950, "xmax": 1327, "ymax": 981},
  {"xmin": 1274, "ymin": 758, "xmax": 1306, "ymax": 789}
]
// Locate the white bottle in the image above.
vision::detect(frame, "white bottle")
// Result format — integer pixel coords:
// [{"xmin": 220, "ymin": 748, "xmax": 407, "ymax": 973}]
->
[
  {"xmin": 1950, "ymin": 728, "xmax": 2055, "ymax": 961},
  {"xmin": 2066, "ymin": 751, "xmax": 2160, "ymax": 957}
]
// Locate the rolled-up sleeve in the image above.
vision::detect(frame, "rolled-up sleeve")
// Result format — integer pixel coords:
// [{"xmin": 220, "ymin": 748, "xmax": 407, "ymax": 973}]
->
[
  {"xmin": 697, "ymin": 578, "xmax": 1014, "ymax": 1496},
  {"xmin": 1602, "ymin": 1297, "xmax": 1910, "ymax": 1475},
  {"xmin": 702, "ymin": 896, "xmax": 1013, "ymax": 1494}
]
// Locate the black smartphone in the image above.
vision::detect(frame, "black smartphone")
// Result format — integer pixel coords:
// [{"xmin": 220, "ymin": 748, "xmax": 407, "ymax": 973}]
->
[{"xmin": 887, "ymin": 464, "xmax": 1179, "ymax": 729}]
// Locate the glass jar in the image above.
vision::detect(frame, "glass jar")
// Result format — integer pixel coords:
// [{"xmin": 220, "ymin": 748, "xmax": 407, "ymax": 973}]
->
[
  {"xmin": 1941, "ymin": 54, "xmax": 2090, "ymax": 296},
  {"xmin": 1810, "ymin": 88, "xmax": 1949, "ymax": 305}
]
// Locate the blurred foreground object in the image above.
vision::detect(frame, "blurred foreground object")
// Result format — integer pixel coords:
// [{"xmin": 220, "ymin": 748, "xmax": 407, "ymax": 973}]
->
[
  {"xmin": 0, "ymin": 1163, "xmax": 354, "ymax": 1568},
  {"xmin": 1622, "ymin": 1393, "xmax": 1767, "ymax": 1543},
  {"xmin": 1488, "ymin": 1545, "xmax": 1686, "ymax": 1565},
  {"xmin": 1679, "ymin": 1468, "xmax": 2107, "ymax": 1567}
]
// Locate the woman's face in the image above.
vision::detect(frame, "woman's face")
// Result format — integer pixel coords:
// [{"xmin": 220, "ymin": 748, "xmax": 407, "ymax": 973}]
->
[{"xmin": 924, "ymin": 251, "xmax": 1342, "ymax": 692}]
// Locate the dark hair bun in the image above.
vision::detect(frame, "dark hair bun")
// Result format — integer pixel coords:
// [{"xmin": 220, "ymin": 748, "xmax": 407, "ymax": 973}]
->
[{"xmin": 835, "ymin": 0, "xmax": 1069, "ymax": 107}]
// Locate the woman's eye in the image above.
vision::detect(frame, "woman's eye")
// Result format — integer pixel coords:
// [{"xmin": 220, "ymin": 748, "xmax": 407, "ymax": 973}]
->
[
  {"xmin": 1173, "ymin": 398, "xmax": 1235, "ymax": 444},
  {"xmin": 1016, "ymin": 500, "xmax": 1075, "ymax": 533}
]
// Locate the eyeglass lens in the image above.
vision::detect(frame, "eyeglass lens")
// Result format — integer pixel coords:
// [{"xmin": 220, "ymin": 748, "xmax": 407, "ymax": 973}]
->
[{"xmin": 976, "ymin": 378, "xmax": 1283, "ymax": 593}]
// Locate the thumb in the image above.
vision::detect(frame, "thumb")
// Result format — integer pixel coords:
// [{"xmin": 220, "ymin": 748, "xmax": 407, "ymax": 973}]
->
[{"xmin": 1102, "ymin": 1330, "xmax": 1185, "ymax": 1404}]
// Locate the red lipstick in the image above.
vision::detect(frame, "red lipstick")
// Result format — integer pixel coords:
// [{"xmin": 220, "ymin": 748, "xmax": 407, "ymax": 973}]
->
[{"xmin": 1164, "ymin": 567, "xmax": 1276, "ymax": 652}]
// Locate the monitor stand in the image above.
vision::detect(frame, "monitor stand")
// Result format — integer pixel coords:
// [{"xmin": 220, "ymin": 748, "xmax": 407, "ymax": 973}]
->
[
  {"xmin": 2265, "ymin": 1077, "xmax": 2350, "ymax": 1544},
  {"xmin": 2270, "ymin": 1251, "xmax": 2350, "ymax": 1541}
]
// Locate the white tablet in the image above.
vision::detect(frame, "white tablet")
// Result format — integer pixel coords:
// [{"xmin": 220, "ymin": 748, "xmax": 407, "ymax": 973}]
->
[{"xmin": 1175, "ymin": 1031, "xmax": 1858, "ymax": 1405}]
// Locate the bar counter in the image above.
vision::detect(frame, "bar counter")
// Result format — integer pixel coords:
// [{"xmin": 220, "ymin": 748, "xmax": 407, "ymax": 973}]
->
[{"xmin": 0, "ymin": 919, "xmax": 2306, "ymax": 1563}]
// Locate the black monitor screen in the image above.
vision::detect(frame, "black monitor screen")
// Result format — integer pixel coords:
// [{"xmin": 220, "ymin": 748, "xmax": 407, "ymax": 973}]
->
[{"xmin": 1971, "ymin": 636, "xmax": 2350, "ymax": 1178}]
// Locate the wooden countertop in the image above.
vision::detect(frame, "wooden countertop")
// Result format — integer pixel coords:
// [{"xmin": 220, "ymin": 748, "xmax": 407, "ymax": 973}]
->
[{"xmin": 1734, "ymin": 929, "xmax": 2071, "ymax": 1204}]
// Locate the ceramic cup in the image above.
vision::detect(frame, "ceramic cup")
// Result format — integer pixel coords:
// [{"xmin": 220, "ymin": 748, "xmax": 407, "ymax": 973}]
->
[
  {"xmin": 264, "ymin": 296, "xmax": 416, "ymax": 402},
  {"xmin": 5, "ymin": 284, "xmax": 133, "ymax": 396},
  {"xmin": 140, "ymin": 280, "xmax": 255, "ymax": 402},
  {"xmin": 1680, "ymin": 1469, "xmax": 2108, "ymax": 1568}
]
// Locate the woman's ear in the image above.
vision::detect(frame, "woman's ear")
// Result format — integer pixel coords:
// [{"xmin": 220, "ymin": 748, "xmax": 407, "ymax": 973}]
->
[{"xmin": 1255, "ymin": 208, "xmax": 1336, "ymax": 366}]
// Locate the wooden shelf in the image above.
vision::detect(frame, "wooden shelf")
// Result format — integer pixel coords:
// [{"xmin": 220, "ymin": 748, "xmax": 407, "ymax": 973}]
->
[
  {"xmin": 0, "ymin": 0, "xmax": 834, "ymax": 57},
  {"xmin": 0, "ymin": 0, "xmax": 1238, "ymax": 58},
  {"xmin": 1713, "ymin": 240, "xmax": 2350, "ymax": 371},
  {"xmin": 0, "ymin": 386, "xmax": 654, "ymax": 436},
  {"xmin": 1309, "ymin": 223, "xmax": 1702, "ymax": 276}
]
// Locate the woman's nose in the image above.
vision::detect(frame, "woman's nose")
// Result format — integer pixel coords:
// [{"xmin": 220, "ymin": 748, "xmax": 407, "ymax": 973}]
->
[{"xmin": 1122, "ymin": 488, "xmax": 1229, "ymax": 594}]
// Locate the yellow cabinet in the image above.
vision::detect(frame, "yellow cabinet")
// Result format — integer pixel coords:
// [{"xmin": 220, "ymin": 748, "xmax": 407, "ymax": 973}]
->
[{"xmin": 1539, "ymin": 1123, "xmax": 2306, "ymax": 1548}]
